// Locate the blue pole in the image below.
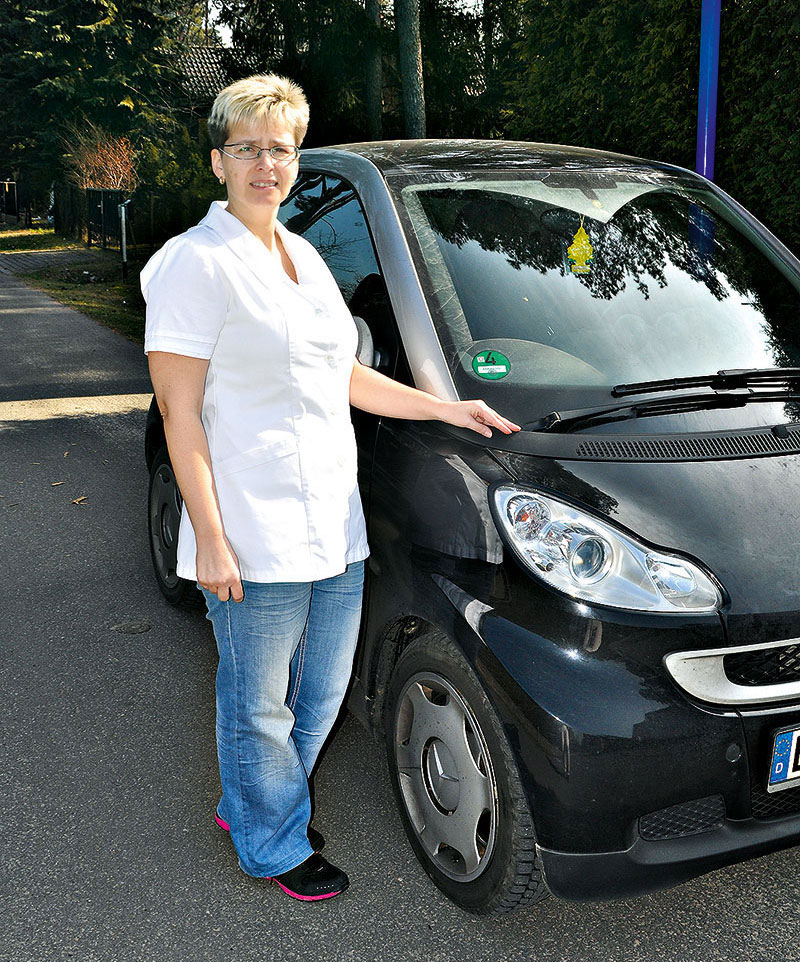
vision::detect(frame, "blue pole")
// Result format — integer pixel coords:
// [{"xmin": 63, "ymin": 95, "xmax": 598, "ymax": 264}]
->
[{"xmin": 696, "ymin": 0, "xmax": 722, "ymax": 180}]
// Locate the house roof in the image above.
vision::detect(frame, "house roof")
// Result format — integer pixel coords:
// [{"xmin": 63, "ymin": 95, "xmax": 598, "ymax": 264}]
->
[
  {"xmin": 181, "ymin": 46, "xmax": 229, "ymax": 104},
  {"xmin": 180, "ymin": 46, "xmax": 262, "ymax": 107}
]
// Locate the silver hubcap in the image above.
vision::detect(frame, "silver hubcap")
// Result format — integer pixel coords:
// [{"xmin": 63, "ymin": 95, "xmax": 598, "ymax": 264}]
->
[
  {"xmin": 149, "ymin": 463, "xmax": 182, "ymax": 589},
  {"xmin": 393, "ymin": 671, "xmax": 497, "ymax": 882}
]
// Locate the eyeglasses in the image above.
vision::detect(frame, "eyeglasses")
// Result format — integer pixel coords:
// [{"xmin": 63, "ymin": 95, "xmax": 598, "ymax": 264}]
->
[{"xmin": 218, "ymin": 143, "xmax": 300, "ymax": 163}]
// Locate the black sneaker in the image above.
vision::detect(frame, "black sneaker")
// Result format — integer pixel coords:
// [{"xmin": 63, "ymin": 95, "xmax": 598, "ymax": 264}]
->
[{"xmin": 270, "ymin": 853, "xmax": 349, "ymax": 901}]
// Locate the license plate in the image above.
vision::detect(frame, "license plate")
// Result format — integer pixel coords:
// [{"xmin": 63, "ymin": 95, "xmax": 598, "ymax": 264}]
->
[{"xmin": 768, "ymin": 727, "xmax": 800, "ymax": 793}]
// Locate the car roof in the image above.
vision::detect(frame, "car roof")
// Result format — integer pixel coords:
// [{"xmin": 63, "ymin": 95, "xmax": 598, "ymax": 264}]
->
[{"xmin": 302, "ymin": 139, "xmax": 671, "ymax": 176}]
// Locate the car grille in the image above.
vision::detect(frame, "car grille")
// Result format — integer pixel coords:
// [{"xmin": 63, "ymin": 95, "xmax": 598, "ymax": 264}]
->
[
  {"xmin": 751, "ymin": 780, "xmax": 800, "ymax": 819},
  {"xmin": 574, "ymin": 426, "xmax": 800, "ymax": 462},
  {"xmin": 638, "ymin": 795, "xmax": 726, "ymax": 840},
  {"xmin": 724, "ymin": 643, "xmax": 800, "ymax": 687}
]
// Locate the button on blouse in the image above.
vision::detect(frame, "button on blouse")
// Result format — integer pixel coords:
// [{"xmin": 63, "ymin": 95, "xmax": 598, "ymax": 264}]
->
[{"xmin": 141, "ymin": 201, "xmax": 369, "ymax": 583}]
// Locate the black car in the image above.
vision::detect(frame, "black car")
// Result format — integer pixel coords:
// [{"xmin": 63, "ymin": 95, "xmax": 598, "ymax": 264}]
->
[{"xmin": 146, "ymin": 140, "xmax": 800, "ymax": 915}]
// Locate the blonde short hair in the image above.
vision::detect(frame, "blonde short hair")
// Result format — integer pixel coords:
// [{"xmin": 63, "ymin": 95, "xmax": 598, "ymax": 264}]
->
[{"xmin": 208, "ymin": 74, "xmax": 309, "ymax": 148}]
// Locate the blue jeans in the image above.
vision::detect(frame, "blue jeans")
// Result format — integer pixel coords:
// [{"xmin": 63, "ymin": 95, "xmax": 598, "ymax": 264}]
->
[{"xmin": 201, "ymin": 560, "xmax": 364, "ymax": 877}]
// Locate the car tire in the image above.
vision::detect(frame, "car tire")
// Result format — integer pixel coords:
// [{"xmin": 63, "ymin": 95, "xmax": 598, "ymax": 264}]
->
[
  {"xmin": 384, "ymin": 632, "xmax": 549, "ymax": 915},
  {"xmin": 147, "ymin": 445, "xmax": 199, "ymax": 606}
]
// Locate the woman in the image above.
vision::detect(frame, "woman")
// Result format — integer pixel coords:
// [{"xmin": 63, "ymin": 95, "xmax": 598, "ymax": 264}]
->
[{"xmin": 142, "ymin": 74, "xmax": 519, "ymax": 902}]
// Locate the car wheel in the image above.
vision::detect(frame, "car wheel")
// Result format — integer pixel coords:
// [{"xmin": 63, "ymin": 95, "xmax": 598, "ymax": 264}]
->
[
  {"xmin": 384, "ymin": 633, "xmax": 549, "ymax": 915},
  {"xmin": 148, "ymin": 445, "xmax": 197, "ymax": 606}
]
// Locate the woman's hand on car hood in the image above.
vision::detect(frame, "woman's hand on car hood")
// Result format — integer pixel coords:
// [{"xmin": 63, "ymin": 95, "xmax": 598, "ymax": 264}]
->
[{"xmin": 438, "ymin": 399, "xmax": 521, "ymax": 438}]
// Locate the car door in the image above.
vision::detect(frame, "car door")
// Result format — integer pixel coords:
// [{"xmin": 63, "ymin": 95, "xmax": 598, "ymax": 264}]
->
[{"xmin": 278, "ymin": 170, "xmax": 409, "ymax": 515}]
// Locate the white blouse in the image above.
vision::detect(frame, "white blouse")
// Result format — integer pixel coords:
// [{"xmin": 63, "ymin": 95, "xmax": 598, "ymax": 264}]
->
[{"xmin": 141, "ymin": 201, "xmax": 369, "ymax": 583}]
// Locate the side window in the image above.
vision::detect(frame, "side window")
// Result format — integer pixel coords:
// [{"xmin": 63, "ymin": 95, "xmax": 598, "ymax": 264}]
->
[
  {"xmin": 280, "ymin": 173, "xmax": 378, "ymax": 304},
  {"xmin": 280, "ymin": 172, "xmax": 408, "ymax": 381}
]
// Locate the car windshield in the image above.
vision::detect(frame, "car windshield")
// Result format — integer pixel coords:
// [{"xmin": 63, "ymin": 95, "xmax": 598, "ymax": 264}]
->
[{"xmin": 389, "ymin": 168, "xmax": 800, "ymax": 422}]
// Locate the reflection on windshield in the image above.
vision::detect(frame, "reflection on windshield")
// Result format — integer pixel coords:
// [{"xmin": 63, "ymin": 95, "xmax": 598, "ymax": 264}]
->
[{"xmin": 400, "ymin": 173, "xmax": 800, "ymax": 395}]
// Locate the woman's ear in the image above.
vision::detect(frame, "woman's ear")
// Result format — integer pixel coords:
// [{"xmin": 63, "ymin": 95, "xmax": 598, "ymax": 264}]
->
[{"xmin": 210, "ymin": 148, "xmax": 224, "ymax": 183}]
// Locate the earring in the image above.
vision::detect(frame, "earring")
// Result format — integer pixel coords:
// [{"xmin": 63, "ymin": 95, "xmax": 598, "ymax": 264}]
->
[{"xmin": 219, "ymin": 177, "xmax": 225, "ymax": 185}]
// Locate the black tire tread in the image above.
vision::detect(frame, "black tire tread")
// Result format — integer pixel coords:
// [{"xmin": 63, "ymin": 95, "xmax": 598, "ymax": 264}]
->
[
  {"xmin": 387, "ymin": 632, "xmax": 549, "ymax": 916},
  {"xmin": 473, "ymin": 699, "xmax": 548, "ymax": 915},
  {"xmin": 148, "ymin": 446, "xmax": 203, "ymax": 608}
]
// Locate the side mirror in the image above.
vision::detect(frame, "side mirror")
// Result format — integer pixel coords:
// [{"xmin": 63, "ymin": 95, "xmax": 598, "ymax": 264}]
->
[{"xmin": 353, "ymin": 315, "xmax": 376, "ymax": 368}]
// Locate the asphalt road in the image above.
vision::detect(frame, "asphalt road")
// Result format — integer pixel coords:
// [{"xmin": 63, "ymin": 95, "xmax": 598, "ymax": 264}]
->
[{"xmin": 2, "ymin": 271, "xmax": 800, "ymax": 962}]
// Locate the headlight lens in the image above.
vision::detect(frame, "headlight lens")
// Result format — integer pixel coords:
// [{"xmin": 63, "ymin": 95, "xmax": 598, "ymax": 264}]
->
[{"xmin": 493, "ymin": 486, "xmax": 721, "ymax": 612}]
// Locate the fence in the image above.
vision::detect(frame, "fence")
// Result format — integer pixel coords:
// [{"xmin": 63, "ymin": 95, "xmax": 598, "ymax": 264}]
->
[
  {"xmin": 52, "ymin": 182, "xmax": 220, "ymax": 252},
  {"xmin": 128, "ymin": 188, "xmax": 218, "ymax": 251},
  {"xmin": 53, "ymin": 183, "xmax": 85, "ymax": 237},
  {"xmin": 1, "ymin": 181, "xmax": 18, "ymax": 219},
  {"xmin": 87, "ymin": 188, "xmax": 124, "ymax": 249}
]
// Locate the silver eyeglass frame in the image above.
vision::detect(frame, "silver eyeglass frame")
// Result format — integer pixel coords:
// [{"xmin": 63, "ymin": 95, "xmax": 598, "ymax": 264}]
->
[{"xmin": 217, "ymin": 144, "xmax": 300, "ymax": 163}]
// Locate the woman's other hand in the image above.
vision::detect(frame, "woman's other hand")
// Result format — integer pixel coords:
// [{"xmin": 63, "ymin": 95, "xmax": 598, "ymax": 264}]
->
[
  {"xmin": 437, "ymin": 399, "xmax": 520, "ymax": 438},
  {"xmin": 197, "ymin": 535, "xmax": 244, "ymax": 603}
]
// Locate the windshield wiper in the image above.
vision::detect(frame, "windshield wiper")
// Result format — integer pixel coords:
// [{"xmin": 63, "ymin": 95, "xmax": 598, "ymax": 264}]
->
[
  {"xmin": 612, "ymin": 367, "xmax": 800, "ymax": 398},
  {"xmin": 527, "ymin": 387, "xmax": 800, "ymax": 433}
]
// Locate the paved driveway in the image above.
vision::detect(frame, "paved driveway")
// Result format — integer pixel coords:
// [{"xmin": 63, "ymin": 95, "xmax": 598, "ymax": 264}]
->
[
  {"xmin": 2, "ymin": 272, "xmax": 799, "ymax": 962},
  {"xmin": 0, "ymin": 248, "xmax": 91, "ymax": 276}
]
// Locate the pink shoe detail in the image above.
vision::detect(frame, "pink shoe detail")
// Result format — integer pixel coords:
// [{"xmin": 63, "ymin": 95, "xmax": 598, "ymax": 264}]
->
[
  {"xmin": 214, "ymin": 811, "xmax": 231, "ymax": 832},
  {"xmin": 269, "ymin": 878, "xmax": 346, "ymax": 901}
]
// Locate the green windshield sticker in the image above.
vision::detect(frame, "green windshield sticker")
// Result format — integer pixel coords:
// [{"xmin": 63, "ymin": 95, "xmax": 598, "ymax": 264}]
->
[{"xmin": 472, "ymin": 350, "xmax": 510, "ymax": 380}]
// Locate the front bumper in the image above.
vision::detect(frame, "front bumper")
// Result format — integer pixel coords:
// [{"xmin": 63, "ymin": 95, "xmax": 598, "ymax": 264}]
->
[
  {"xmin": 539, "ymin": 809, "xmax": 800, "ymax": 900},
  {"xmin": 440, "ymin": 560, "xmax": 800, "ymax": 900}
]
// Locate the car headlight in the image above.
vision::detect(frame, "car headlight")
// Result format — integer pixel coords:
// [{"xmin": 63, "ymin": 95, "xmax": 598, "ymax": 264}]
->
[{"xmin": 491, "ymin": 485, "xmax": 721, "ymax": 612}]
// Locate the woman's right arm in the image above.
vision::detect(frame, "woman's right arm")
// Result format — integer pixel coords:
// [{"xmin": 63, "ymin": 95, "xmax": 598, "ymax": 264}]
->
[{"xmin": 148, "ymin": 351, "xmax": 244, "ymax": 603}]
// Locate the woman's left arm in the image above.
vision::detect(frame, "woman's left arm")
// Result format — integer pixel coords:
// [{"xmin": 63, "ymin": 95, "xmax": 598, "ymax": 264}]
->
[{"xmin": 349, "ymin": 360, "xmax": 520, "ymax": 438}]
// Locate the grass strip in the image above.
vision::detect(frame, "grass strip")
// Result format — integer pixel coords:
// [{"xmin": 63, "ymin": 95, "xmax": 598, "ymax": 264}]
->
[
  {"xmin": 0, "ymin": 225, "xmax": 82, "ymax": 252},
  {"xmin": 20, "ymin": 255, "xmax": 147, "ymax": 343},
  {"xmin": 3, "ymin": 228, "xmax": 147, "ymax": 342}
]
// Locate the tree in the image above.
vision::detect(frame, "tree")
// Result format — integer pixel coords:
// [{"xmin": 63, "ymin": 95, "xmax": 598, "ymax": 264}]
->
[
  {"xmin": 507, "ymin": 0, "xmax": 799, "ymax": 254},
  {"xmin": 714, "ymin": 0, "xmax": 800, "ymax": 250},
  {"xmin": 62, "ymin": 122, "xmax": 139, "ymax": 191},
  {"xmin": 216, "ymin": 0, "xmax": 374, "ymax": 144},
  {"xmin": 0, "ymin": 0, "xmax": 201, "ymax": 208},
  {"xmin": 395, "ymin": 0, "xmax": 426, "ymax": 137},
  {"xmin": 365, "ymin": 0, "xmax": 385, "ymax": 139}
]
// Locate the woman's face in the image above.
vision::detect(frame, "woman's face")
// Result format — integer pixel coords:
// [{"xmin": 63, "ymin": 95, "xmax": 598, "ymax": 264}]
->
[{"xmin": 210, "ymin": 118, "xmax": 299, "ymax": 227}]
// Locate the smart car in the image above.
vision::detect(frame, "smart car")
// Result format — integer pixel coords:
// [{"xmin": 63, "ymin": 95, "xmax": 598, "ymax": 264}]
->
[{"xmin": 146, "ymin": 140, "xmax": 800, "ymax": 914}]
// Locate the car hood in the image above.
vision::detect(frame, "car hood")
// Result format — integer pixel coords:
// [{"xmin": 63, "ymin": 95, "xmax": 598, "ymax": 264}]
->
[{"xmin": 495, "ymin": 448, "xmax": 800, "ymax": 641}]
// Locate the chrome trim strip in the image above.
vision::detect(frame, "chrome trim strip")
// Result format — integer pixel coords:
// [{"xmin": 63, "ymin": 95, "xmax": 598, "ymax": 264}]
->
[
  {"xmin": 664, "ymin": 638, "xmax": 800, "ymax": 706},
  {"xmin": 298, "ymin": 149, "xmax": 458, "ymax": 401}
]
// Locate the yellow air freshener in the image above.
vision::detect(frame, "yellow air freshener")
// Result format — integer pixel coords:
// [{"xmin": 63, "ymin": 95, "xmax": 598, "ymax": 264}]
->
[{"xmin": 568, "ymin": 216, "xmax": 594, "ymax": 274}]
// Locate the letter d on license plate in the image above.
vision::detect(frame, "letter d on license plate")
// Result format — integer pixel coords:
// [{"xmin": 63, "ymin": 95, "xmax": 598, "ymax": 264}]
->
[{"xmin": 768, "ymin": 727, "xmax": 800, "ymax": 793}]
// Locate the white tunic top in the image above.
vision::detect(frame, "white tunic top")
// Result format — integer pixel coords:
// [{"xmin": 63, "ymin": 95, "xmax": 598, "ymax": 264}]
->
[{"xmin": 141, "ymin": 201, "xmax": 369, "ymax": 583}]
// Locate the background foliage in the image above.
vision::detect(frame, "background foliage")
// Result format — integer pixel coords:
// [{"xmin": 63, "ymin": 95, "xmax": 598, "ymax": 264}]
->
[
  {"xmin": 217, "ymin": 0, "xmax": 378, "ymax": 144},
  {"xmin": 714, "ymin": 0, "xmax": 798, "ymax": 249},
  {"xmin": 0, "ymin": 0, "xmax": 214, "ymax": 214},
  {"xmin": 0, "ymin": 0, "xmax": 796, "ymax": 252},
  {"xmin": 508, "ymin": 0, "xmax": 798, "ymax": 252}
]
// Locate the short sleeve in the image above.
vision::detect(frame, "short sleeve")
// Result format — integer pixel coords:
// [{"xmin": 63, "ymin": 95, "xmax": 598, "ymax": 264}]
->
[{"xmin": 141, "ymin": 231, "xmax": 229, "ymax": 358}]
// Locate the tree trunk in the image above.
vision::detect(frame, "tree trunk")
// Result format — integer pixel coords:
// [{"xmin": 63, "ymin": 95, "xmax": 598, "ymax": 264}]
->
[
  {"xmin": 277, "ymin": 0, "xmax": 299, "ymax": 69},
  {"xmin": 395, "ymin": 0, "xmax": 426, "ymax": 138},
  {"xmin": 365, "ymin": 0, "xmax": 382, "ymax": 139},
  {"xmin": 483, "ymin": 0, "xmax": 495, "ymax": 79}
]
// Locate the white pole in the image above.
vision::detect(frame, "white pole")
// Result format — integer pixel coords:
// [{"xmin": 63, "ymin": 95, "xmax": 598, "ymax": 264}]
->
[{"xmin": 119, "ymin": 201, "xmax": 128, "ymax": 280}]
